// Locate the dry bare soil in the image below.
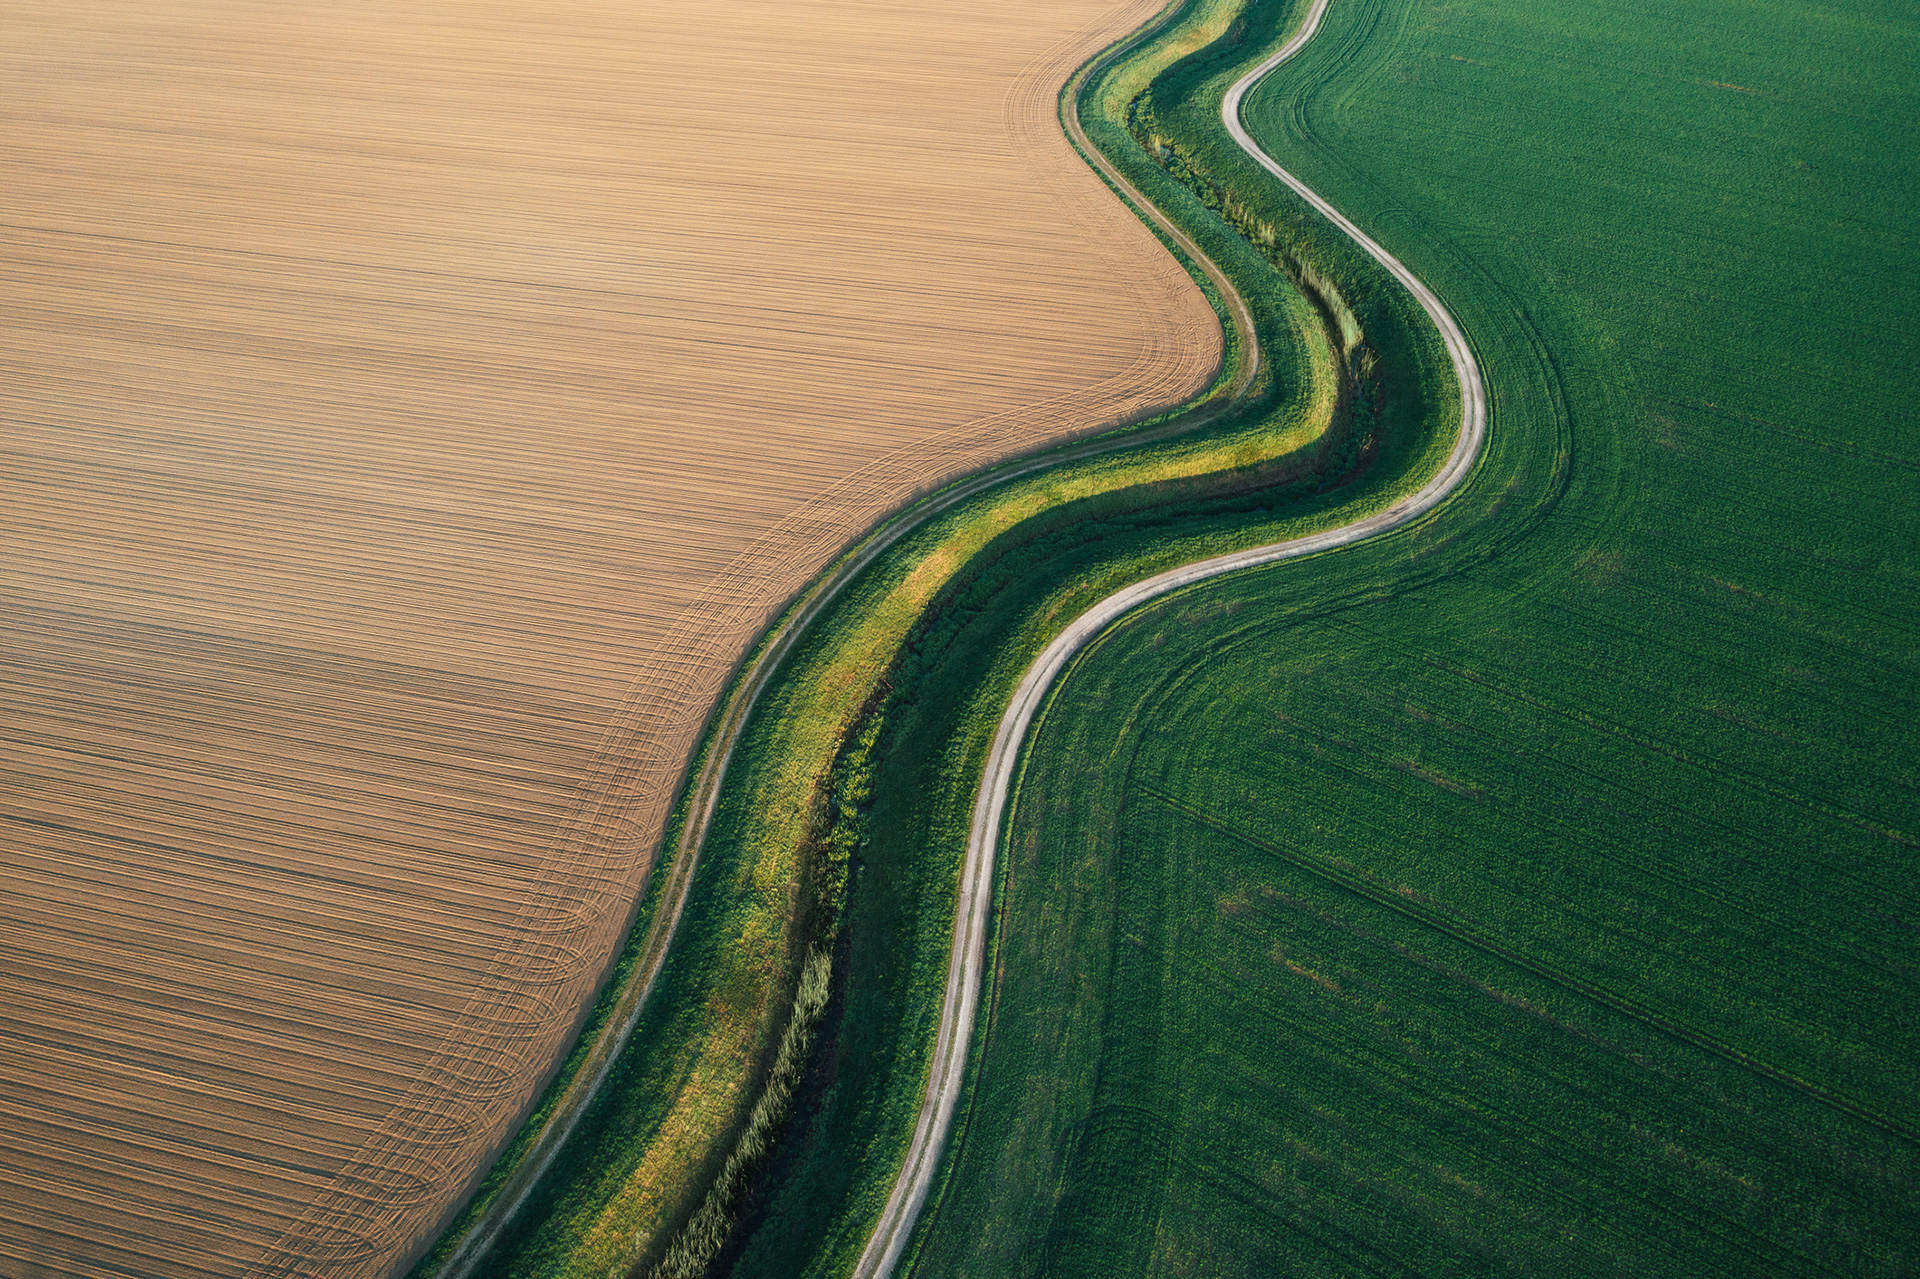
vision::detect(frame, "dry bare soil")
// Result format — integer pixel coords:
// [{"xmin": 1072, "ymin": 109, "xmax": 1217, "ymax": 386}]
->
[{"xmin": 0, "ymin": 1, "xmax": 1217, "ymax": 1275}]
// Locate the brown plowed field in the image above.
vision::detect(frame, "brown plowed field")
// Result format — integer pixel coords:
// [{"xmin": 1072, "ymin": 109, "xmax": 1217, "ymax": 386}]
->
[{"xmin": 0, "ymin": 1, "xmax": 1217, "ymax": 1276}]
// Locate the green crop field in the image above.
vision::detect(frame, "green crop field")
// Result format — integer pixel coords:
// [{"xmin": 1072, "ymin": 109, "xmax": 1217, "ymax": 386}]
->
[
  {"xmin": 910, "ymin": 0, "xmax": 1920, "ymax": 1275},
  {"xmin": 419, "ymin": 0, "xmax": 1918, "ymax": 1272}
]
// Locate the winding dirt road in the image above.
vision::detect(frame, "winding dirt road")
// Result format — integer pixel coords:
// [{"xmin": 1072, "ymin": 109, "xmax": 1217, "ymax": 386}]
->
[
  {"xmin": 849, "ymin": 1, "xmax": 1488, "ymax": 1274},
  {"xmin": 426, "ymin": 10, "xmax": 1268, "ymax": 1275}
]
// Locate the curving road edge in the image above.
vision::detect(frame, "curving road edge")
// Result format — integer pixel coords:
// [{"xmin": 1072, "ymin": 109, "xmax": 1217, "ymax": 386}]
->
[{"xmin": 850, "ymin": 1, "xmax": 1488, "ymax": 1275}]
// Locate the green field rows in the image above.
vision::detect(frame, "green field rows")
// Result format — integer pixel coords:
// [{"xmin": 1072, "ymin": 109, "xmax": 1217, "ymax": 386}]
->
[{"xmin": 912, "ymin": 0, "xmax": 1920, "ymax": 1274}]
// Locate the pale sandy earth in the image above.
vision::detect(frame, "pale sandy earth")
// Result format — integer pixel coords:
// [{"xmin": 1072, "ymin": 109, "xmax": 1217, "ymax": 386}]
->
[{"xmin": 0, "ymin": 1, "xmax": 1218, "ymax": 1275}]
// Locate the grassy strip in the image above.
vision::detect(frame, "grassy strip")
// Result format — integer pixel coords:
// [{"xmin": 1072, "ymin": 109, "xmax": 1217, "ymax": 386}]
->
[
  {"xmin": 400, "ymin": 9, "xmax": 1257, "ymax": 1264},
  {"xmin": 652, "ymin": 947, "xmax": 834, "ymax": 1279}
]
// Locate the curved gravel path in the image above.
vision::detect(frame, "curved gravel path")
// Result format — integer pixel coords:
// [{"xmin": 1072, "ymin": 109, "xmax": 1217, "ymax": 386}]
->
[{"xmin": 850, "ymin": 2, "xmax": 1488, "ymax": 1275}]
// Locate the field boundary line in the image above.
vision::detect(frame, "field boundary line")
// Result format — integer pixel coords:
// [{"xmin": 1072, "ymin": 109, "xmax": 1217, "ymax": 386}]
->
[{"xmin": 849, "ymin": 1, "xmax": 1491, "ymax": 1273}]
